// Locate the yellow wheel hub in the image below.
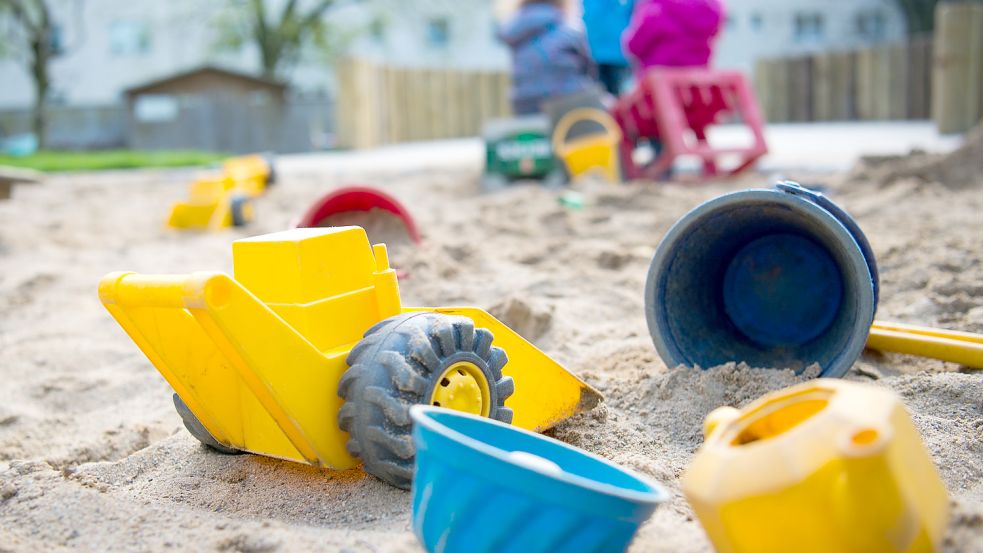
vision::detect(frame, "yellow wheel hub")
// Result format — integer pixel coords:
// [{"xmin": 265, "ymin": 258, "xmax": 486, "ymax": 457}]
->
[{"xmin": 430, "ymin": 362, "xmax": 491, "ymax": 417}]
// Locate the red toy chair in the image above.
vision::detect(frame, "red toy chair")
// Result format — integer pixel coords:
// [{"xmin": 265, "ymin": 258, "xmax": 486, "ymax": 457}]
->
[{"xmin": 611, "ymin": 68, "xmax": 768, "ymax": 180}]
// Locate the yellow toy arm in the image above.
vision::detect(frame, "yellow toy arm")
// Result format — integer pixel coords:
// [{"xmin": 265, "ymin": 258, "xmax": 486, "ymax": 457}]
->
[
  {"xmin": 868, "ymin": 321, "xmax": 983, "ymax": 369},
  {"xmin": 100, "ymin": 272, "xmax": 245, "ymax": 448},
  {"xmin": 99, "ymin": 271, "xmax": 357, "ymax": 469}
]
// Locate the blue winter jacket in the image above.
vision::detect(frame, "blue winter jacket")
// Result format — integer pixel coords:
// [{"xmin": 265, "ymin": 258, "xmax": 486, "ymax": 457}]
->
[
  {"xmin": 583, "ymin": 0, "xmax": 634, "ymax": 65},
  {"xmin": 498, "ymin": 4, "xmax": 596, "ymax": 114}
]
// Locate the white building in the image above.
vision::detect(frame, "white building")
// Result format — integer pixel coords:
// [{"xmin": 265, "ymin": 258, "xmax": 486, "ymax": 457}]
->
[
  {"xmin": 715, "ymin": 0, "xmax": 907, "ymax": 72},
  {"xmin": 0, "ymin": 0, "xmax": 507, "ymax": 109},
  {"xmin": 0, "ymin": 0, "xmax": 241, "ymax": 108},
  {"xmin": 333, "ymin": 0, "xmax": 508, "ymax": 70},
  {"xmin": 0, "ymin": 0, "xmax": 907, "ymax": 110}
]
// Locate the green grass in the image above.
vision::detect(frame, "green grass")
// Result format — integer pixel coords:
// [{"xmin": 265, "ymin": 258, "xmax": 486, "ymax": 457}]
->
[{"xmin": 0, "ymin": 150, "xmax": 229, "ymax": 172}]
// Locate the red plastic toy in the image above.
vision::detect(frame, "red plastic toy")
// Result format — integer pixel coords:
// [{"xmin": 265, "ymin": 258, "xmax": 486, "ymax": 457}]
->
[
  {"xmin": 611, "ymin": 68, "xmax": 768, "ymax": 180},
  {"xmin": 293, "ymin": 186, "xmax": 422, "ymax": 243}
]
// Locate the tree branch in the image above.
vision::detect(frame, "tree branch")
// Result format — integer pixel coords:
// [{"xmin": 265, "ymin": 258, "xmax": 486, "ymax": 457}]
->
[
  {"xmin": 281, "ymin": 0, "xmax": 299, "ymax": 24},
  {"xmin": 299, "ymin": 0, "xmax": 335, "ymax": 30},
  {"xmin": 0, "ymin": 0, "xmax": 42, "ymax": 35}
]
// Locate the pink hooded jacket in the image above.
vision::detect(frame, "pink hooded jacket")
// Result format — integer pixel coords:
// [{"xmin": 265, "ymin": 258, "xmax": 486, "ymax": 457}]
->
[{"xmin": 622, "ymin": 0, "xmax": 725, "ymax": 72}]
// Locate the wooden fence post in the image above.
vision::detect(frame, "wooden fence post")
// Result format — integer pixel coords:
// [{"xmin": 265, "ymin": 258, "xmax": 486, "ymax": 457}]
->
[
  {"xmin": 834, "ymin": 51, "xmax": 857, "ymax": 120},
  {"xmin": 908, "ymin": 37, "xmax": 933, "ymax": 120},
  {"xmin": 855, "ymin": 47, "xmax": 876, "ymax": 120},
  {"xmin": 887, "ymin": 43, "xmax": 909, "ymax": 120},
  {"xmin": 335, "ymin": 58, "xmax": 354, "ymax": 148},
  {"xmin": 753, "ymin": 59, "xmax": 776, "ymax": 122},
  {"xmin": 933, "ymin": 2, "xmax": 983, "ymax": 133},
  {"xmin": 406, "ymin": 68, "xmax": 424, "ymax": 142},
  {"xmin": 761, "ymin": 58, "xmax": 791, "ymax": 123},
  {"xmin": 812, "ymin": 52, "xmax": 832, "ymax": 121},
  {"xmin": 787, "ymin": 56, "xmax": 813, "ymax": 122},
  {"xmin": 496, "ymin": 72, "xmax": 512, "ymax": 117}
]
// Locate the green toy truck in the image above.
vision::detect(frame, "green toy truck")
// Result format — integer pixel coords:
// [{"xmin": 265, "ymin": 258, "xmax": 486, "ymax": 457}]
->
[{"xmin": 481, "ymin": 116, "xmax": 564, "ymax": 190}]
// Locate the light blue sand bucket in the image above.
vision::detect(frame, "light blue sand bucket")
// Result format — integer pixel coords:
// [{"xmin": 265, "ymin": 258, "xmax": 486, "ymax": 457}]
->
[
  {"xmin": 645, "ymin": 182, "xmax": 879, "ymax": 378},
  {"xmin": 410, "ymin": 406, "xmax": 667, "ymax": 553}
]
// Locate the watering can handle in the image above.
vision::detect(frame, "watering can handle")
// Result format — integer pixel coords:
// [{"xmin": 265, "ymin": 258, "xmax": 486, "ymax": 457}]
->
[{"xmin": 552, "ymin": 108, "xmax": 623, "ymax": 154}]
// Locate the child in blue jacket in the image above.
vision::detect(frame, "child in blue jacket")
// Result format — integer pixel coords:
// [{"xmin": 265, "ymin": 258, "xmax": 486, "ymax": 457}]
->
[
  {"xmin": 498, "ymin": 0, "xmax": 596, "ymax": 115},
  {"xmin": 582, "ymin": 0, "xmax": 635, "ymax": 95}
]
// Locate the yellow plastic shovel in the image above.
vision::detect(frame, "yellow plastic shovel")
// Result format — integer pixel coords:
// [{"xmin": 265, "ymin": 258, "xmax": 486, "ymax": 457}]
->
[{"xmin": 867, "ymin": 321, "xmax": 983, "ymax": 369}]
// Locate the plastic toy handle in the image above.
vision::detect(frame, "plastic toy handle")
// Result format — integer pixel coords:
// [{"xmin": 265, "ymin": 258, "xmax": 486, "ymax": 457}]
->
[
  {"xmin": 552, "ymin": 108, "xmax": 623, "ymax": 154},
  {"xmin": 868, "ymin": 321, "xmax": 983, "ymax": 369},
  {"xmin": 777, "ymin": 181, "xmax": 880, "ymax": 306},
  {"xmin": 872, "ymin": 321, "xmax": 983, "ymax": 345},
  {"xmin": 703, "ymin": 406, "xmax": 740, "ymax": 439}
]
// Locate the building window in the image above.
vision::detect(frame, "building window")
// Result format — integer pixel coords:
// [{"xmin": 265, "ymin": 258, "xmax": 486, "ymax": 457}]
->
[
  {"xmin": 427, "ymin": 17, "xmax": 450, "ymax": 48},
  {"xmin": 856, "ymin": 10, "xmax": 887, "ymax": 40},
  {"xmin": 750, "ymin": 13, "xmax": 763, "ymax": 32},
  {"xmin": 48, "ymin": 23, "xmax": 65, "ymax": 55},
  {"xmin": 793, "ymin": 12, "xmax": 825, "ymax": 44},
  {"xmin": 248, "ymin": 90, "xmax": 274, "ymax": 106},
  {"xmin": 369, "ymin": 16, "xmax": 386, "ymax": 44},
  {"xmin": 134, "ymin": 94, "xmax": 178, "ymax": 123},
  {"xmin": 109, "ymin": 20, "xmax": 151, "ymax": 56}
]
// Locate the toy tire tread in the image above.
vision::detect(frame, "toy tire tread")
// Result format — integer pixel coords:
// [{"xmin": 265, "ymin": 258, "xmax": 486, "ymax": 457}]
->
[
  {"xmin": 172, "ymin": 394, "xmax": 242, "ymax": 455},
  {"xmin": 262, "ymin": 153, "xmax": 277, "ymax": 186},
  {"xmin": 338, "ymin": 312, "xmax": 514, "ymax": 489},
  {"xmin": 543, "ymin": 168, "xmax": 568, "ymax": 188},
  {"xmin": 229, "ymin": 195, "xmax": 250, "ymax": 227},
  {"xmin": 481, "ymin": 174, "xmax": 509, "ymax": 193}
]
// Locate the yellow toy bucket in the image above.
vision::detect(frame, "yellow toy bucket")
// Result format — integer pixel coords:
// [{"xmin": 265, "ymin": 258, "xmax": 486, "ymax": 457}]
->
[{"xmin": 552, "ymin": 108, "xmax": 622, "ymax": 184}]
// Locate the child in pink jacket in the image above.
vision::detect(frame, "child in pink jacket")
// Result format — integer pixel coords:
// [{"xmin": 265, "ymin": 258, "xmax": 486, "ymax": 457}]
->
[{"xmin": 622, "ymin": 0, "xmax": 725, "ymax": 74}]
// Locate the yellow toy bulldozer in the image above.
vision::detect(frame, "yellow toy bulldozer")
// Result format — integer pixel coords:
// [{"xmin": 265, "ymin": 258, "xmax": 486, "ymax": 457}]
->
[
  {"xmin": 167, "ymin": 154, "xmax": 275, "ymax": 231},
  {"xmin": 99, "ymin": 227, "xmax": 601, "ymax": 488}
]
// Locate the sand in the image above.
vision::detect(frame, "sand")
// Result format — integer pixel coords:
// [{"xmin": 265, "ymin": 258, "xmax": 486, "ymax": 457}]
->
[
  {"xmin": 0, "ymin": 153, "xmax": 981, "ymax": 552},
  {"xmin": 849, "ymin": 122, "xmax": 983, "ymax": 191}
]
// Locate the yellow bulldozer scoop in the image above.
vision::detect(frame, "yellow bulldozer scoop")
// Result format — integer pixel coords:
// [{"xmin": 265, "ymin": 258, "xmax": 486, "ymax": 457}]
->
[
  {"xmin": 428, "ymin": 307, "xmax": 602, "ymax": 430},
  {"xmin": 99, "ymin": 270, "xmax": 355, "ymax": 468},
  {"xmin": 99, "ymin": 227, "xmax": 601, "ymax": 473}
]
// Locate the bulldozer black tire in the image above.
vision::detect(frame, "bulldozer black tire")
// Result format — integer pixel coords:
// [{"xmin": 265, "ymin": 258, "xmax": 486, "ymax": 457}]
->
[
  {"xmin": 173, "ymin": 394, "xmax": 242, "ymax": 456},
  {"xmin": 337, "ymin": 312, "xmax": 515, "ymax": 489},
  {"xmin": 262, "ymin": 152, "xmax": 277, "ymax": 186},
  {"xmin": 229, "ymin": 195, "xmax": 251, "ymax": 227}
]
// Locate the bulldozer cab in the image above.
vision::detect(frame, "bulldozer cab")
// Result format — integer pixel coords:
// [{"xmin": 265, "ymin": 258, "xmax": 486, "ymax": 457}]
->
[{"xmin": 232, "ymin": 227, "xmax": 402, "ymax": 351}]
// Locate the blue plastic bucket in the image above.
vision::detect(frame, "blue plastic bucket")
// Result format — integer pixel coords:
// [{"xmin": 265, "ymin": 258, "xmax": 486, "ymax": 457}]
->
[
  {"xmin": 645, "ymin": 182, "xmax": 879, "ymax": 378},
  {"xmin": 410, "ymin": 406, "xmax": 667, "ymax": 553}
]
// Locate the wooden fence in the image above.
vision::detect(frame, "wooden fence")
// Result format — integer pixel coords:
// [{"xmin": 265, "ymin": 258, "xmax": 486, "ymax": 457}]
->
[
  {"xmin": 753, "ymin": 37, "xmax": 934, "ymax": 124},
  {"xmin": 336, "ymin": 59, "xmax": 511, "ymax": 149},
  {"xmin": 932, "ymin": 2, "xmax": 983, "ymax": 133},
  {"xmin": 341, "ymin": 2, "xmax": 983, "ymax": 149},
  {"xmin": 755, "ymin": 2, "xmax": 983, "ymax": 133}
]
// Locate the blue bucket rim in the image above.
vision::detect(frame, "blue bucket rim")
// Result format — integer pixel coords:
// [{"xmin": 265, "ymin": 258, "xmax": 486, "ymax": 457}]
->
[
  {"xmin": 410, "ymin": 405, "xmax": 670, "ymax": 507},
  {"xmin": 644, "ymin": 186, "xmax": 876, "ymax": 378},
  {"xmin": 775, "ymin": 181, "xmax": 880, "ymax": 306}
]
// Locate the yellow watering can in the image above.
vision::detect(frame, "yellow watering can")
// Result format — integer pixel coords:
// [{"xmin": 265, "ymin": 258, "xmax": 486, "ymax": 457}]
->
[
  {"xmin": 551, "ymin": 108, "xmax": 622, "ymax": 184},
  {"xmin": 682, "ymin": 379, "xmax": 949, "ymax": 553}
]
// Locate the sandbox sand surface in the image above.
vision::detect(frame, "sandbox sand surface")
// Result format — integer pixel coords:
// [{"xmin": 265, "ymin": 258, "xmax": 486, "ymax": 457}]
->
[{"xmin": 0, "ymin": 150, "xmax": 981, "ymax": 552}]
